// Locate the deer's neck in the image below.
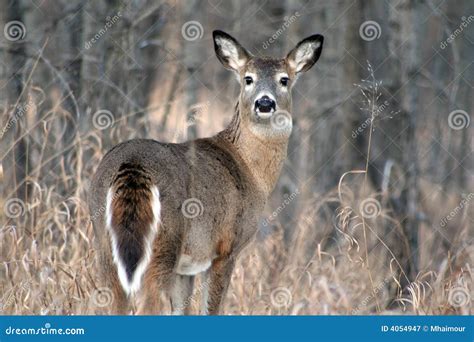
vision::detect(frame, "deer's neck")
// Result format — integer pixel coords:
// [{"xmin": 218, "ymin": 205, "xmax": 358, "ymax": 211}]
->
[{"xmin": 217, "ymin": 106, "xmax": 290, "ymax": 197}]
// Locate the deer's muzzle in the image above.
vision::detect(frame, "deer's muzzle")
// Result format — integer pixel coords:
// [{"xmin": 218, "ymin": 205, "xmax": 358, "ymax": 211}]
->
[{"xmin": 255, "ymin": 95, "xmax": 276, "ymax": 117}]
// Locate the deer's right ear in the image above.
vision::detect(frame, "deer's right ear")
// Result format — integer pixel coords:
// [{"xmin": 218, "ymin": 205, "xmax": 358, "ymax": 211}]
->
[{"xmin": 213, "ymin": 30, "xmax": 250, "ymax": 73}]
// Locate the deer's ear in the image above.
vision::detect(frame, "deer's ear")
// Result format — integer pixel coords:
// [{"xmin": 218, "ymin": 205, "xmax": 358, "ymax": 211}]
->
[
  {"xmin": 213, "ymin": 30, "xmax": 250, "ymax": 72},
  {"xmin": 286, "ymin": 34, "xmax": 323, "ymax": 74}
]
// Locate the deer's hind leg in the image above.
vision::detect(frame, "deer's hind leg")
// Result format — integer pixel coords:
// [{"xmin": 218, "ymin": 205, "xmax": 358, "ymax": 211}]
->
[
  {"xmin": 170, "ymin": 275, "xmax": 195, "ymax": 315},
  {"xmin": 205, "ymin": 256, "xmax": 235, "ymax": 315},
  {"xmin": 137, "ymin": 232, "xmax": 180, "ymax": 315},
  {"xmin": 96, "ymin": 248, "xmax": 130, "ymax": 315}
]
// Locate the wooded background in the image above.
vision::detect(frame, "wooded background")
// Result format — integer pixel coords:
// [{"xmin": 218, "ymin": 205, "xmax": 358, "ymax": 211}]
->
[{"xmin": 1, "ymin": 0, "xmax": 472, "ymax": 314}]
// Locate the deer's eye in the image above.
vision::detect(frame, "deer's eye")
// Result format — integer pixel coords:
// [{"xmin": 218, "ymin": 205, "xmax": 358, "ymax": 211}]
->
[
  {"xmin": 244, "ymin": 76, "xmax": 253, "ymax": 85},
  {"xmin": 280, "ymin": 77, "xmax": 289, "ymax": 86}
]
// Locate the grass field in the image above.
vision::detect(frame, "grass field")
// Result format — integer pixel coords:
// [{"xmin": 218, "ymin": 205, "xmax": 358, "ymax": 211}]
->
[{"xmin": 1, "ymin": 123, "xmax": 472, "ymax": 315}]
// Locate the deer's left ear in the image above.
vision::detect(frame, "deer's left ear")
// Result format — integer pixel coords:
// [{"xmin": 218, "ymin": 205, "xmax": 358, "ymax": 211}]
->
[{"xmin": 286, "ymin": 34, "xmax": 324, "ymax": 74}]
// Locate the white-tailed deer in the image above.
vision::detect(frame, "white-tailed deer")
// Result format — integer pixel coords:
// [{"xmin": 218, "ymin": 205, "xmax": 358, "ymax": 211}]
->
[{"xmin": 89, "ymin": 30, "xmax": 323, "ymax": 314}]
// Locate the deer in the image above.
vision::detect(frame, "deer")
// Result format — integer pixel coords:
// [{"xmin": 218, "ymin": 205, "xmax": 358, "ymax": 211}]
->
[{"xmin": 88, "ymin": 30, "xmax": 323, "ymax": 315}]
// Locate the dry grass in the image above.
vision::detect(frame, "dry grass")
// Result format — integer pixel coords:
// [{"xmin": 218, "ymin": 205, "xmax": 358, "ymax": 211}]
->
[{"xmin": 1, "ymin": 85, "xmax": 472, "ymax": 316}]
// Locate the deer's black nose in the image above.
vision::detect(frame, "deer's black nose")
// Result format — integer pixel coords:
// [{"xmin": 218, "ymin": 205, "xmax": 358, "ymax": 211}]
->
[{"xmin": 255, "ymin": 96, "xmax": 276, "ymax": 113}]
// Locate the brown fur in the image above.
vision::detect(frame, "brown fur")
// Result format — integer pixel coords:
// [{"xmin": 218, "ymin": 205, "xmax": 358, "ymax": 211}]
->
[
  {"xmin": 88, "ymin": 30, "xmax": 323, "ymax": 314},
  {"xmin": 110, "ymin": 163, "xmax": 154, "ymax": 284}
]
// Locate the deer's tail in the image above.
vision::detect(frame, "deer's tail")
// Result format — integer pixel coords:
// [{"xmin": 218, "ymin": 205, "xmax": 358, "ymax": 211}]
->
[{"xmin": 105, "ymin": 162, "xmax": 160, "ymax": 295}]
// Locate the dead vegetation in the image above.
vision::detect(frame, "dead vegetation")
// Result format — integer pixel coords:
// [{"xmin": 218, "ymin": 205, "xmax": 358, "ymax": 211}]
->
[
  {"xmin": 0, "ymin": 89, "xmax": 471, "ymax": 314},
  {"xmin": 1, "ymin": 0, "xmax": 472, "ymax": 315}
]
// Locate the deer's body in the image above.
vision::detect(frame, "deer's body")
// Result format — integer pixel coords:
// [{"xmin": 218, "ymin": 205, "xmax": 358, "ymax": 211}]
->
[{"xmin": 89, "ymin": 30, "xmax": 323, "ymax": 314}]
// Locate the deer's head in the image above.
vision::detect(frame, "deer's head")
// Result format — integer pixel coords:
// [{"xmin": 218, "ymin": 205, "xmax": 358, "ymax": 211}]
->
[{"xmin": 213, "ymin": 30, "xmax": 323, "ymax": 139}]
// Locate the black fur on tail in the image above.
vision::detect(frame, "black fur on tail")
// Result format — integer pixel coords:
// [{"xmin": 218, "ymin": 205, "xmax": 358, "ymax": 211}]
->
[{"xmin": 109, "ymin": 162, "xmax": 154, "ymax": 284}]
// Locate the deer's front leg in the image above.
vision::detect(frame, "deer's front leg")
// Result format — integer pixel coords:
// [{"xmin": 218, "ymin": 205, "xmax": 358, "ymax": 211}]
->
[{"xmin": 205, "ymin": 256, "xmax": 235, "ymax": 315}]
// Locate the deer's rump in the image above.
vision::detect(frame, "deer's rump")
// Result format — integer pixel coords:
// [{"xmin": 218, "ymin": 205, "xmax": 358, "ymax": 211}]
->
[{"xmin": 89, "ymin": 138, "xmax": 262, "ymax": 295}]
